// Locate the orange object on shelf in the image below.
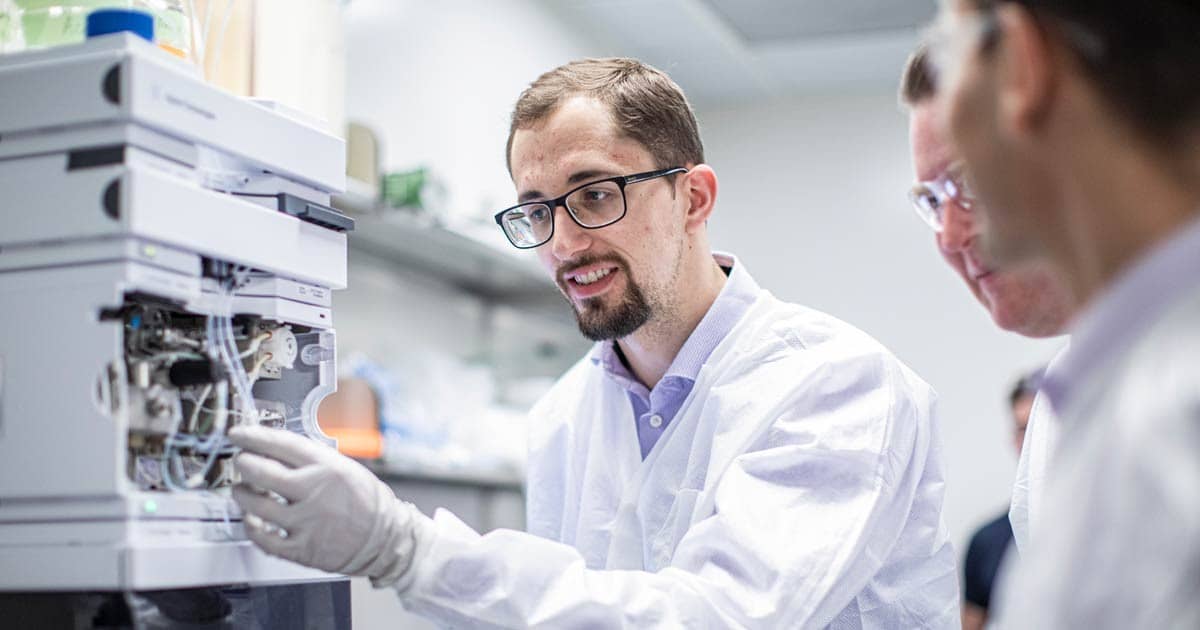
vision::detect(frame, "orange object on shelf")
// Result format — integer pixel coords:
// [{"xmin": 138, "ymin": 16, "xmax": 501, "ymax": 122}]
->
[
  {"xmin": 324, "ymin": 427, "xmax": 384, "ymax": 460},
  {"xmin": 317, "ymin": 377, "xmax": 384, "ymax": 460},
  {"xmin": 158, "ymin": 42, "xmax": 188, "ymax": 59}
]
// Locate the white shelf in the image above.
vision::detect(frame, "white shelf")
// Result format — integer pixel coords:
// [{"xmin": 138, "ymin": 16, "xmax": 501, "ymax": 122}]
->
[
  {"xmin": 336, "ymin": 183, "xmax": 566, "ymax": 315},
  {"xmin": 353, "ymin": 214, "xmax": 557, "ymax": 299}
]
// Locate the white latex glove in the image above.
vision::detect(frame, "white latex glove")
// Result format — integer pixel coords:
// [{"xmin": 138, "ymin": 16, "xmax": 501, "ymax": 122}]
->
[{"xmin": 228, "ymin": 425, "xmax": 429, "ymax": 588}]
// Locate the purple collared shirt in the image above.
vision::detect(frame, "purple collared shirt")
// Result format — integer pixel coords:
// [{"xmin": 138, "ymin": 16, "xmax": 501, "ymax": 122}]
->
[
  {"xmin": 590, "ymin": 253, "xmax": 760, "ymax": 459},
  {"xmin": 1043, "ymin": 214, "xmax": 1200, "ymax": 414}
]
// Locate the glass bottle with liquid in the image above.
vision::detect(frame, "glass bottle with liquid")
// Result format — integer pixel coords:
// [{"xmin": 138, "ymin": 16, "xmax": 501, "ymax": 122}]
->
[{"xmin": 0, "ymin": 0, "xmax": 192, "ymax": 59}]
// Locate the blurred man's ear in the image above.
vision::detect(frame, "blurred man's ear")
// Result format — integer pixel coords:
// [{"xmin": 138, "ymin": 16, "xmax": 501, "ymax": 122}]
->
[{"xmin": 994, "ymin": 4, "xmax": 1058, "ymax": 139}]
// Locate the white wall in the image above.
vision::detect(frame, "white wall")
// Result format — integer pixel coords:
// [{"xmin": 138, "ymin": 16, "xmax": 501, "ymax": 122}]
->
[
  {"xmin": 697, "ymin": 89, "xmax": 1066, "ymax": 555},
  {"xmin": 344, "ymin": 0, "xmax": 609, "ymax": 223}
]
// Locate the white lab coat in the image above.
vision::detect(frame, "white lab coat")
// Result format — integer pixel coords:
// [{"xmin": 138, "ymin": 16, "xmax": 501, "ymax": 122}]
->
[
  {"xmin": 395, "ymin": 286, "xmax": 959, "ymax": 628},
  {"xmin": 996, "ymin": 284, "xmax": 1200, "ymax": 627},
  {"xmin": 1008, "ymin": 346, "xmax": 1066, "ymax": 554}
]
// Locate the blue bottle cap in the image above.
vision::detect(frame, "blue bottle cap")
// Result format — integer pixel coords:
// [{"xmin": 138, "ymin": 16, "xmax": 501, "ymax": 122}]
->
[{"xmin": 86, "ymin": 9, "xmax": 155, "ymax": 43}]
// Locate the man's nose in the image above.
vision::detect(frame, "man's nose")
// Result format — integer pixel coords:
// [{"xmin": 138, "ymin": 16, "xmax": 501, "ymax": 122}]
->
[
  {"xmin": 549, "ymin": 205, "xmax": 591, "ymax": 261},
  {"xmin": 937, "ymin": 200, "xmax": 978, "ymax": 254}
]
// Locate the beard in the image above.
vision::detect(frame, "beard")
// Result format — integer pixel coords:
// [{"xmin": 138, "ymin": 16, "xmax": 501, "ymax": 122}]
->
[
  {"xmin": 558, "ymin": 255, "xmax": 653, "ymax": 341},
  {"xmin": 574, "ymin": 278, "xmax": 652, "ymax": 341}
]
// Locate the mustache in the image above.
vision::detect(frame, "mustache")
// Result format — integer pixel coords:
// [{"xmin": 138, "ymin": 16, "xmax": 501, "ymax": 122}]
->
[{"xmin": 556, "ymin": 254, "xmax": 630, "ymax": 285}]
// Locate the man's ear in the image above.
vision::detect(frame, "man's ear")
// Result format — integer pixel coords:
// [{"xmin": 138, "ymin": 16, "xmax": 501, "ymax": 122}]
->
[
  {"xmin": 682, "ymin": 164, "xmax": 718, "ymax": 233},
  {"xmin": 994, "ymin": 4, "xmax": 1058, "ymax": 138}
]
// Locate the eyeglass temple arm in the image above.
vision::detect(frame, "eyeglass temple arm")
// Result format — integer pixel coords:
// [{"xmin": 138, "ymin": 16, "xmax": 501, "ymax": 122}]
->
[{"xmin": 623, "ymin": 167, "xmax": 687, "ymax": 185}]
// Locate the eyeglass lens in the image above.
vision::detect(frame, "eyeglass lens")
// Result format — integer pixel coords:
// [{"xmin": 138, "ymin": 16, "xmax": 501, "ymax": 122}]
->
[{"xmin": 500, "ymin": 180, "xmax": 627, "ymax": 247}]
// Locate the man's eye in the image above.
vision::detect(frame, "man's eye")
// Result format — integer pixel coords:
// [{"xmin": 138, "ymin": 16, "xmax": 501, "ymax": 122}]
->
[{"xmin": 529, "ymin": 207, "xmax": 549, "ymax": 221}]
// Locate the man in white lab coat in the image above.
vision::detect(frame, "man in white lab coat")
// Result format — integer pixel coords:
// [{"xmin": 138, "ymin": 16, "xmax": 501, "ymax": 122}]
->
[
  {"xmin": 930, "ymin": 0, "xmax": 1200, "ymax": 626},
  {"xmin": 900, "ymin": 44, "xmax": 1076, "ymax": 564},
  {"xmin": 228, "ymin": 58, "xmax": 959, "ymax": 628}
]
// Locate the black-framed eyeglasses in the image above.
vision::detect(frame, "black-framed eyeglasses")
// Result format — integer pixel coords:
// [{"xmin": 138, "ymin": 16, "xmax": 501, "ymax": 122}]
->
[{"xmin": 494, "ymin": 167, "xmax": 687, "ymax": 249}]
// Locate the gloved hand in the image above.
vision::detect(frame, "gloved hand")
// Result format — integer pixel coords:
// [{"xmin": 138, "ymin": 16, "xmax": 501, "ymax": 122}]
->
[{"xmin": 228, "ymin": 425, "xmax": 429, "ymax": 589}]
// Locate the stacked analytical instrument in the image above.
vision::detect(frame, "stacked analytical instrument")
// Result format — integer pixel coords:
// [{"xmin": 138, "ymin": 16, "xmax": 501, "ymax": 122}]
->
[{"xmin": 0, "ymin": 31, "xmax": 354, "ymax": 594}]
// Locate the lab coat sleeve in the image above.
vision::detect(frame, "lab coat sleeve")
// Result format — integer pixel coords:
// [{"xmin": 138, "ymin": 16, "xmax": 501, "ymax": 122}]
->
[{"xmin": 390, "ymin": 344, "xmax": 948, "ymax": 629}]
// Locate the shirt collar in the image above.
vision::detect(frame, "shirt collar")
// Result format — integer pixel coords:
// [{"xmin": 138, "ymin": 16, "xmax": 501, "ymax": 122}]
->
[
  {"xmin": 1043, "ymin": 213, "xmax": 1200, "ymax": 413},
  {"xmin": 589, "ymin": 252, "xmax": 760, "ymax": 385}
]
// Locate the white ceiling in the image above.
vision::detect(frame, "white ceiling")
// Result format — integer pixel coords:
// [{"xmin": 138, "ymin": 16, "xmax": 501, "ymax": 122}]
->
[{"xmin": 542, "ymin": 0, "xmax": 938, "ymax": 108}]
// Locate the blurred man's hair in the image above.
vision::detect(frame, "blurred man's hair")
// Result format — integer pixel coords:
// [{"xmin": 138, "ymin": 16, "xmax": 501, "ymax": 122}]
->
[
  {"xmin": 1009, "ymin": 366, "xmax": 1046, "ymax": 407},
  {"xmin": 899, "ymin": 43, "xmax": 937, "ymax": 107},
  {"xmin": 506, "ymin": 58, "xmax": 704, "ymax": 173},
  {"xmin": 970, "ymin": 1, "xmax": 1200, "ymax": 146}
]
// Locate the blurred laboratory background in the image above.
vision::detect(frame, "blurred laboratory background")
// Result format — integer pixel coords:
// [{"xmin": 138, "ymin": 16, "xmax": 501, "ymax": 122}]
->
[{"xmin": 1, "ymin": 1, "xmax": 1066, "ymax": 627}]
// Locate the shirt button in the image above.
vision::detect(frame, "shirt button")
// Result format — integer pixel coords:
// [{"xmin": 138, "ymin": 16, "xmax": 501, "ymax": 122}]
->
[{"xmin": 648, "ymin": 414, "xmax": 663, "ymax": 428}]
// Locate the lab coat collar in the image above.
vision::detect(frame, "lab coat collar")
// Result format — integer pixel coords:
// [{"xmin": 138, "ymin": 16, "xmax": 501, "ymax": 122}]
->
[
  {"xmin": 588, "ymin": 252, "xmax": 761, "ymax": 386},
  {"xmin": 1044, "ymin": 213, "xmax": 1200, "ymax": 414}
]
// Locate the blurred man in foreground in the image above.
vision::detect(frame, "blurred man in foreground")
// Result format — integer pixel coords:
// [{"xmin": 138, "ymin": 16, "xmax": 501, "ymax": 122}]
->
[{"xmin": 931, "ymin": 0, "xmax": 1200, "ymax": 625}]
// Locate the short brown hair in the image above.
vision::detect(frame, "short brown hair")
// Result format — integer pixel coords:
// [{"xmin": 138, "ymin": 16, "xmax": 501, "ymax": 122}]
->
[
  {"xmin": 506, "ymin": 58, "xmax": 704, "ymax": 173},
  {"xmin": 899, "ymin": 43, "xmax": 937, "ymax": 107},
  {"xmin": 970, "ymin": 0, "xmax": 1200, "ymax": 144}
]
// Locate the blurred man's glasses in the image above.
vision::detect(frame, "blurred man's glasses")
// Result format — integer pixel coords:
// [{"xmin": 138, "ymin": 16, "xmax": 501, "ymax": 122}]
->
[
  {"xmin": 908, "ymin": 162, "xmax": 976, "ymax": 232},
  {"xmin": 494, "ymin": 167, "xmax": 687, "ymax": 249}
]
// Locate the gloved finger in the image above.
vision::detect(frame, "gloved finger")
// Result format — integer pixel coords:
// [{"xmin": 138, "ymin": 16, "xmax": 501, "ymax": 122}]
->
[
  {"xmin": 232, "ymin": 484, "xmax": 297, "ymax": 529},
  {"xmin": 227, "ymin": 425, "xmax": 330, "ymax": 468},
  {"xmin": 243, "ymin": 513, "xmax": 306, "ymax": 564},
  {"xmin": 233, "ymin": 452, "xmax": 309, "ymax": 502}
]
